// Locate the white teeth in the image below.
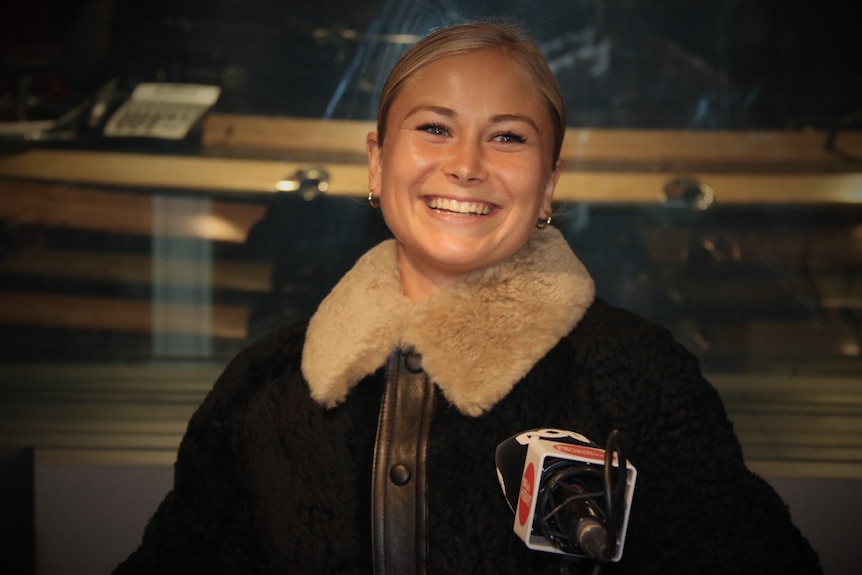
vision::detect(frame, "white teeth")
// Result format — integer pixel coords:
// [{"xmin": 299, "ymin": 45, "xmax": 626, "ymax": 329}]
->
[{"xmin": 426, "ymin": 197, "xmax": 492, "ymax": 216}]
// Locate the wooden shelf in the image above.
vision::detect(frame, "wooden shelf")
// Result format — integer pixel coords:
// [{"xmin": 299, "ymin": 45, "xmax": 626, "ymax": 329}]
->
[
  {"xmin": 2, "ymin": 149, "xmax": 861, "ymax": 204},
  {"xmin": 202, "ymin": 114, "xmax": 862, "ymax": 170}
]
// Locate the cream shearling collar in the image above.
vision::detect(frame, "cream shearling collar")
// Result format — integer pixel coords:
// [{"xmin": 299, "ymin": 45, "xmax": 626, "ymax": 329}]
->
[{"xmin": 301, "ymin": 227, "xmax": 595, "ymax": 417}]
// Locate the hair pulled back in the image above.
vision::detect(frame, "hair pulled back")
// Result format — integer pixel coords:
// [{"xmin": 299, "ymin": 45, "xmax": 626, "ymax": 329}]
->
[{"xmin": 376, "ymin": 21, "xmax": 567, "ymax": 166}]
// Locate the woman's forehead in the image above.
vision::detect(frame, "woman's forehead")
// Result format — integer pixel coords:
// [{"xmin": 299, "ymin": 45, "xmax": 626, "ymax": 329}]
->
[{"xmin": 398, "ymin": 51, "xmax": 542, "ymax": 107}]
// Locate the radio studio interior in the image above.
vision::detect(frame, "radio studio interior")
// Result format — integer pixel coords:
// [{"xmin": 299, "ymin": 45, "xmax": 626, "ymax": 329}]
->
[{"xmin": 1, "ymin": 1, "xmax": 860, "ymax": 574}]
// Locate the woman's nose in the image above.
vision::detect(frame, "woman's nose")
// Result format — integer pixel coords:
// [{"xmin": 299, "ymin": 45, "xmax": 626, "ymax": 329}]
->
[{"xmin": 444, "ymin": 138, "xmax": 487, "ymax": 184}]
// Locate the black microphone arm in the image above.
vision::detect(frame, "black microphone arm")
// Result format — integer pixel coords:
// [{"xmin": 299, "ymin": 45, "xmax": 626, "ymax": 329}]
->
[{"xmin": 495, "ymin": 428, "xmax": 636, "ymax": 562}]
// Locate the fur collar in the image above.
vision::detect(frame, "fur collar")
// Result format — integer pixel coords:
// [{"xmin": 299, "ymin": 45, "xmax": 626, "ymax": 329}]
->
[{"xmin": 301, "ymin": 227, "xmax": 595, "ymax": 416}]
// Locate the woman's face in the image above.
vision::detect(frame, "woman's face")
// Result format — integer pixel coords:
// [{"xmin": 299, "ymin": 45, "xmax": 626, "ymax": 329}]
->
[{"xmin": 367, "ymin": 49, "xmax": 561, "ymax": 300}]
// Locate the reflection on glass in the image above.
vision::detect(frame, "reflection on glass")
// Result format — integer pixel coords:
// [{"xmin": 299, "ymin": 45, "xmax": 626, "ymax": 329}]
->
[{"xmin": 0, "ymin": 0, "xmax": 860, "ymax": 472}]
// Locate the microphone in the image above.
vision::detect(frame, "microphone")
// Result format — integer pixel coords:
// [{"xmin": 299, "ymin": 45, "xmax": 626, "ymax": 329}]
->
[{"xmin": 495, "ymin": 428, "xmax": 636, "ymax": 562}]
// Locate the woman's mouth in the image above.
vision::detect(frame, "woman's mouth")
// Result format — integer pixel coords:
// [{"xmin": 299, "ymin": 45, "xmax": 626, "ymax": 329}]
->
[{"xmin": 425, "ymin": 196, "xmax": 494, "ymax": 216}]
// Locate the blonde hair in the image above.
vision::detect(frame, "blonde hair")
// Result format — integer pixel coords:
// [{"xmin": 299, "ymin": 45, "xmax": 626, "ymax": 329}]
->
[{"xmin": 376, "ymin": 21, "xmax": 567, "ymax": 166}]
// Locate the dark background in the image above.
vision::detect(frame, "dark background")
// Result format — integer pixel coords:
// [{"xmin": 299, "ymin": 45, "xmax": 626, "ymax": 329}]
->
[{"xmin": 2, "ymin": 0, "xmax": 860, "ymax": 131}]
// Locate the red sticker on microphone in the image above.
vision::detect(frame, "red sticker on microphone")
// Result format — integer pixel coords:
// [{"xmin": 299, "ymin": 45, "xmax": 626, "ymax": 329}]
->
[
  {"xmin": 553, "ymin": 443, "xmax": 605, "ymax": 462},
  {"xmin": 518, "ymin": 462, "xmax": 535, "ymax": 526}
]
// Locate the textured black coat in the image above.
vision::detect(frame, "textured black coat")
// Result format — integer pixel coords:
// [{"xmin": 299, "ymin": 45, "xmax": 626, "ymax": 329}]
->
[{"xmin": 114, "ymin": 298, "xmax": 821, "ymax": 575}]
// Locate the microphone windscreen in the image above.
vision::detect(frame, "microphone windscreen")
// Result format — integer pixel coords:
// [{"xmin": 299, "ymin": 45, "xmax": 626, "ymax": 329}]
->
[
  {"xmin": 495, "ymin": 434, "xmax": 530, "ymax": 512},
  {"xmin": 495, "ymin": 429, "xmax": 637, "ymax": 562}
]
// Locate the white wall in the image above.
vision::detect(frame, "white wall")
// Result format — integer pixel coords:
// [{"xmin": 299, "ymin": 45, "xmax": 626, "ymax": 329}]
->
[
  {"xmin": 35, "ymin": 465, "xmax": 172, "ymax": 575},
  {"xmin": 769, "ymin": 478, "xmax": 861, "ymax": 575}
]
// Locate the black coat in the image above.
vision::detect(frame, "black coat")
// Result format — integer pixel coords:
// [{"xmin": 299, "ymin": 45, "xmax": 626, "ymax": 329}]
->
[{"xmin": 114, "ymin": 298, "xmax": 821, "ymax": 574}]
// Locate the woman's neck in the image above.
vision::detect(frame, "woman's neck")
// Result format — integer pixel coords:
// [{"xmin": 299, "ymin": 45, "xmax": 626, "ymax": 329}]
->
[{"xmin": 395, "ymin": 246, "xmax": 459, "ymax": 301}]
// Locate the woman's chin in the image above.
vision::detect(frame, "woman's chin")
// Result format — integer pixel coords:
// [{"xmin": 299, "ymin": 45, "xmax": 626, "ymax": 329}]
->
[{"xmin": 414, "ymin": 243, "xmax": 511, "ymax": 275}]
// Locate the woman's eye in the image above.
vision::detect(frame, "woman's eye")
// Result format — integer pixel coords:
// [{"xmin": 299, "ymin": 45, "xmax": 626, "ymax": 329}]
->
[
  {"xmin": 494, "ymin": 132, "xmax": 527, "ymax": 144},
  {"xmin": 418, "ymin": 123, "xmax": 449, "ymax": 136}
]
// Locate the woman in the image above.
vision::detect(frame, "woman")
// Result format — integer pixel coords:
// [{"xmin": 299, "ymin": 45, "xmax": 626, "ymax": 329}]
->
[{"xmin": 115, "ymin": 21, "xmax": 821, "ymax": 575}]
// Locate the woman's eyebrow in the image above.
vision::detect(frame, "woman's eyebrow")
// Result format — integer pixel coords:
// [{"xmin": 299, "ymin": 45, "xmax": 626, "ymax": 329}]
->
[
  {"xmin": 491, "ymin": 114, "xmax": 540, "ymax": 133},
  {"xmin": 405, "ymin": 104, "xmax": 455, "ymax": 119}
]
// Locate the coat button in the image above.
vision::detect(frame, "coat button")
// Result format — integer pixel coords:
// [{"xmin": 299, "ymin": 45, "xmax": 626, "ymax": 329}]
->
[
  {"xmin": 389, "ymin": 463, "xmax": 412, "ymax": 485},
  {"xmin": 404, "ymin": 352, "xmax": 423, "ymax": 373}
]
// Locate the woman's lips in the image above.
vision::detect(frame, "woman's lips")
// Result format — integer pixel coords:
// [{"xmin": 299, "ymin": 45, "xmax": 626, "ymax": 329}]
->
[{"xmin": 425, "ymin": 196, "xmax": 495, "ymax": 216}]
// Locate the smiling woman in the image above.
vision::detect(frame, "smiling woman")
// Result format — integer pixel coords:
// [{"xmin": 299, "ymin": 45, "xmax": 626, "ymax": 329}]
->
[
  {"xmin": 111, "ymin": 20, "xmax": 823, "ymax": 575},
  {"xmin": 367, "ymin": 47, "xmax": 561, "ymax": 299}
]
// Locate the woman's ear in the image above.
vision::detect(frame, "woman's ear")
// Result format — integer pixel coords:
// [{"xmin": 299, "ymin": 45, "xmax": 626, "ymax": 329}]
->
[
  {"xmin": 541, "ymin": 158, "xmax": 562, "ymax": 217},
  {"xmin": 367, "ymin": 132, "xmax": 382, "ymax": 192}
]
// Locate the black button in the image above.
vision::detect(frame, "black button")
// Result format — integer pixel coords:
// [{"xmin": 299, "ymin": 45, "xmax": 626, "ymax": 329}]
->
[
  {"xmin": 389, "ymin": 463, "xmax": 411, "ymax": 485},
  {"xmin": 404, "ymin": 352, "xmax": 423, "ymax": 373}
]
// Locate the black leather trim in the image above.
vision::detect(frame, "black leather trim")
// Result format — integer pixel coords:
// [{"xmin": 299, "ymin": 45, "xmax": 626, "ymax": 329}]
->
[{"xmin": 371, "ymin": 349, "xmax": 434, "ymax": 575}]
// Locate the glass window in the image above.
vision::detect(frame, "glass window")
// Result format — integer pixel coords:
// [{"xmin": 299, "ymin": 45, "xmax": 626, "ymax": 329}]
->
[{"xmin": 1, "ymin": 0, "xmax": 860, "ymax": 475}]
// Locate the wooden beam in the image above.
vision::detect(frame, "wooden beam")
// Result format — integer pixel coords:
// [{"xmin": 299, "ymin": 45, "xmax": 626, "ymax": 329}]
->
[
  {"xmin": 556, "ymin": 171, "xmax": 862, "ymax": 204},
  {"xmin": 0, "ymin": 150, "xmax": 369, "ymax": 197},
  {"xmin": 641, "ymin": 227, "xmax": 862, "ymax": 267},
  {"xmin": 0, "ymin": 291, "xmax": 249, "ymax": 339},
  {"xmin": 2, "ymin": 150, "xmax": 861, "ymax": 204},
  {"xmin": 0, "ymin": 285, "xmax": 855, "ymax": 359},
  {"xmin": 0, "ymin": 180, "xmax": 265, "ymax": 242},
  {"xmin": 558, "ymin": 128, "xmax": 862, "ymax": 167},
  {"xmin": 0, "ymin": 249, "xmax": 272, "ymax": 292},
  {"xmin": 202, "ymin": 114, "xmax": 862, "ymax": 168},
  {"xmin": 203, "ymin": 114, "xmax": 374, "ymax": 158},
  {"xmin": 667, "ymin": 320, "xmax": 861, "ymax": 359}
]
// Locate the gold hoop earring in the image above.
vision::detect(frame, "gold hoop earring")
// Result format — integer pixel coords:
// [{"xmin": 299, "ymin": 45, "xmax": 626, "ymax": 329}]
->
[
  {"xmin": 368, "ymin": 190, "xmax": 381, "ymax": 209},
  {"xmin": 536, "ymin": 216, "xmax": 552, "ymax": 229}
]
